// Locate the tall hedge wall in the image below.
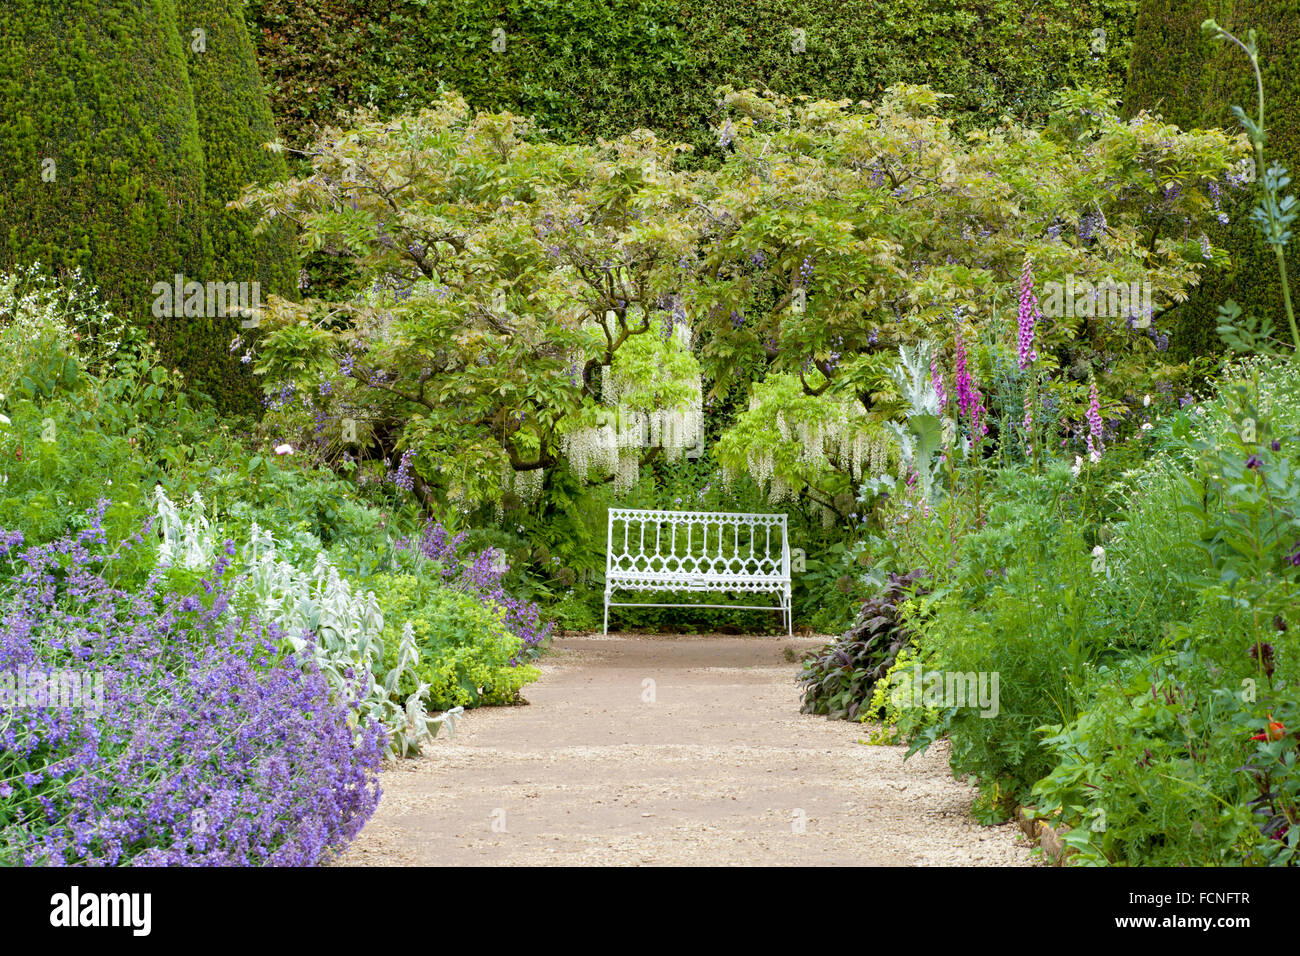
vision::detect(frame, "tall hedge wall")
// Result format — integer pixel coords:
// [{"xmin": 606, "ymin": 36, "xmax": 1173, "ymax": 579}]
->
[
  {"xmin": 247, "ymin": 0, "xmax": 1139, "ymax": 158},
  {"xmin": 1124, "ymin": 0, "xmax": 1300, "ymax": 359},
  {"xmin": 0, "ymin": 0, "xmax": 211, "ymax": 324}
]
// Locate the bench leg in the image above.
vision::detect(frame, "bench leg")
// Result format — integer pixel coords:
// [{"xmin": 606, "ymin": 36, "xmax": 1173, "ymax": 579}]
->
[{"xmin": 603, "ymin": 592, "xmax": 609, "ymax": 636}]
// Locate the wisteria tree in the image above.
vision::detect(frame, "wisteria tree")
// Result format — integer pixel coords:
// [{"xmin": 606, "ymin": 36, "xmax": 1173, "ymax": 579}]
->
[
  {"xmin": 238, "ymin": 93, "xmax": 707, "ymax": 510},
  {"xmin": 691, "ymin": 85, "xmax": 1246, "ymax": 512}
]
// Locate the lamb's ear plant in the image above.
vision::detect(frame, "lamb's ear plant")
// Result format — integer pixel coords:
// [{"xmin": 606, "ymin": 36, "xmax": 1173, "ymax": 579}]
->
[
  {"xmin": 1202, "ymin": 18, "xmax": 1299, "ymax": 357},
  {"xmin": 150, "ymin": 490, "xmax": 459, "ymax": 759}
]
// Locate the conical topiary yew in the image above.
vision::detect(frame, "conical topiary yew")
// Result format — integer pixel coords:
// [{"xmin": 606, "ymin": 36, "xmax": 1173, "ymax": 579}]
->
[
  {"xmin": 0, "ymin": 0, "xmax": 299, "ymax": 414},
  {"xmin": 0, "ymin": 0, "xmax": 211, "ymax": 326}
]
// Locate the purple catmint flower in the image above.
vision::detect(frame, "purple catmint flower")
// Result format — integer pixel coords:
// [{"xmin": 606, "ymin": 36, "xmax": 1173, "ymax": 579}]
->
[
  {"xmin": 409, "ymin": 521, "xmax": 552, "ymax": 658},
  {"xmin": 388, "ymin": 449, "xmax": 416, "ymax": 491},
  {"xmin": 0, "ymin": 517, "xmax": 383, "ymax": 866},
  {"xmin": 1017, "ymin": 255, "xmax": 1041, "ymax": 369}
]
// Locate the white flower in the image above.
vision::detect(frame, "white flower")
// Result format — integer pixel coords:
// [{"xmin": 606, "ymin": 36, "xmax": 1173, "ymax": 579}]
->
[
  {"xmin": 1092, "ymin": 545, "xmax": 1106, "ymax": 558},
  {"xmin": 1071, "ymin": 456, "xmax": 1083, "ymax": 477},
  {"xmin": 274, "ymin": 443, "xmax": 294, "ymax": 456},
  {"xmin": 1141, "ymin": 422, "xmax": 1153, "ymax": 431},
  {"xmin": 1194, "ymin": 406, "xmax": 1205, "ymax": 417},
  {"xmin": 0, "ymin": 414, "xmax": 9, "ymax": 427},
  {"xmin": 1143, "ymin": 394, "xmax": 1151, "ymax": 407}
]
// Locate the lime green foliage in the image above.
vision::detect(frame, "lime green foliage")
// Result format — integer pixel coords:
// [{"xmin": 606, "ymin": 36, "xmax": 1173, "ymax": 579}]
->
[
  {"xmin": 246, "ymin": 0, "xmax": 1137, "ymax": 158},
  {"xmin": 171, "ymin": 0, "xmax": 300, "ymax": 413},
  {"xmin": 0, "ymin": 0, "xmax": 210, "ymax": 328},
  {"xmin": 1124, "ymin": 0, "xmax": 1300, "ymax": 359},
  {"xmin": 373, "ymin": 573, "xmax": 540, "ymax": 709},
  {"xmin": 862, "ymin": 649, "xmax": 929, "ymax": 744}
]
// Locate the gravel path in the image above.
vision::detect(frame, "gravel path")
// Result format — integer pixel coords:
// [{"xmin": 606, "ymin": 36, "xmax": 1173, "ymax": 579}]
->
[{"xmin": 338, "ymin": 633, "xmax": 1035, "ymax": 866}]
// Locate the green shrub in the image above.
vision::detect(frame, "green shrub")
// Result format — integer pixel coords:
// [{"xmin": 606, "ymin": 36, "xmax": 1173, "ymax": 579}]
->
[
  {"xmin": 0, "ymin": 0, "xmax": 210, "ymax": 328},
  {"xmin": 0, "ymin": 1, "xmax": 298, "ymax": 414},
  {"xmin": 902, "ymin": 465, "xmax": 1104, "ymax": 816},
  {"xmin": 889, "ymin": 355, "xmax": 1300, "ymax": 858},
  {"xmin": 373, "ymin": 573, "xmax": 540, "ymax": 709}
]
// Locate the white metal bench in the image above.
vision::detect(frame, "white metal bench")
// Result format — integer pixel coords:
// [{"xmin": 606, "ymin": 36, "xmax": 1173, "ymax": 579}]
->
[{"xmin": 604, "ymin": 509, "xmax": 792, "ymax": 635}]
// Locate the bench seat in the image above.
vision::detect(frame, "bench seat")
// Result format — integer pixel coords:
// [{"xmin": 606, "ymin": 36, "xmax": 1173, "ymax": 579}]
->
[{"xmin": 604, "ymin": 509, "xmax": 791, "ymax": 634}]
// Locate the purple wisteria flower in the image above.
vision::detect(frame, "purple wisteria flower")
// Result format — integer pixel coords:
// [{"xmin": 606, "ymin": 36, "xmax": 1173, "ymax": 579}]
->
[{"xmin": 797, "ymin": 256, "xmax": 815, "ymax": 287}]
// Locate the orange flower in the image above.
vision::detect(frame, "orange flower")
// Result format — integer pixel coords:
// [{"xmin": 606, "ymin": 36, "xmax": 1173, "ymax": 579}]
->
[{"xmin": 1251, "ymin": 716, "xmax": 1286, "ymax": 742}]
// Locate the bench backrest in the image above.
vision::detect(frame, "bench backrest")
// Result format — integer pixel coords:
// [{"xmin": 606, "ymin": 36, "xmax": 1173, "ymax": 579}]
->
[{"xmin": 606, "ymin": 509, "xmax": 790, "ymax": 581}]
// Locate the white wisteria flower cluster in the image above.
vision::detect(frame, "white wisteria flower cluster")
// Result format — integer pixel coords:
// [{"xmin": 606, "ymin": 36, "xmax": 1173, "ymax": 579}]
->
[{"xmin": 560, "ymin": 317, "xmax": 704, "ymax": 495}]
